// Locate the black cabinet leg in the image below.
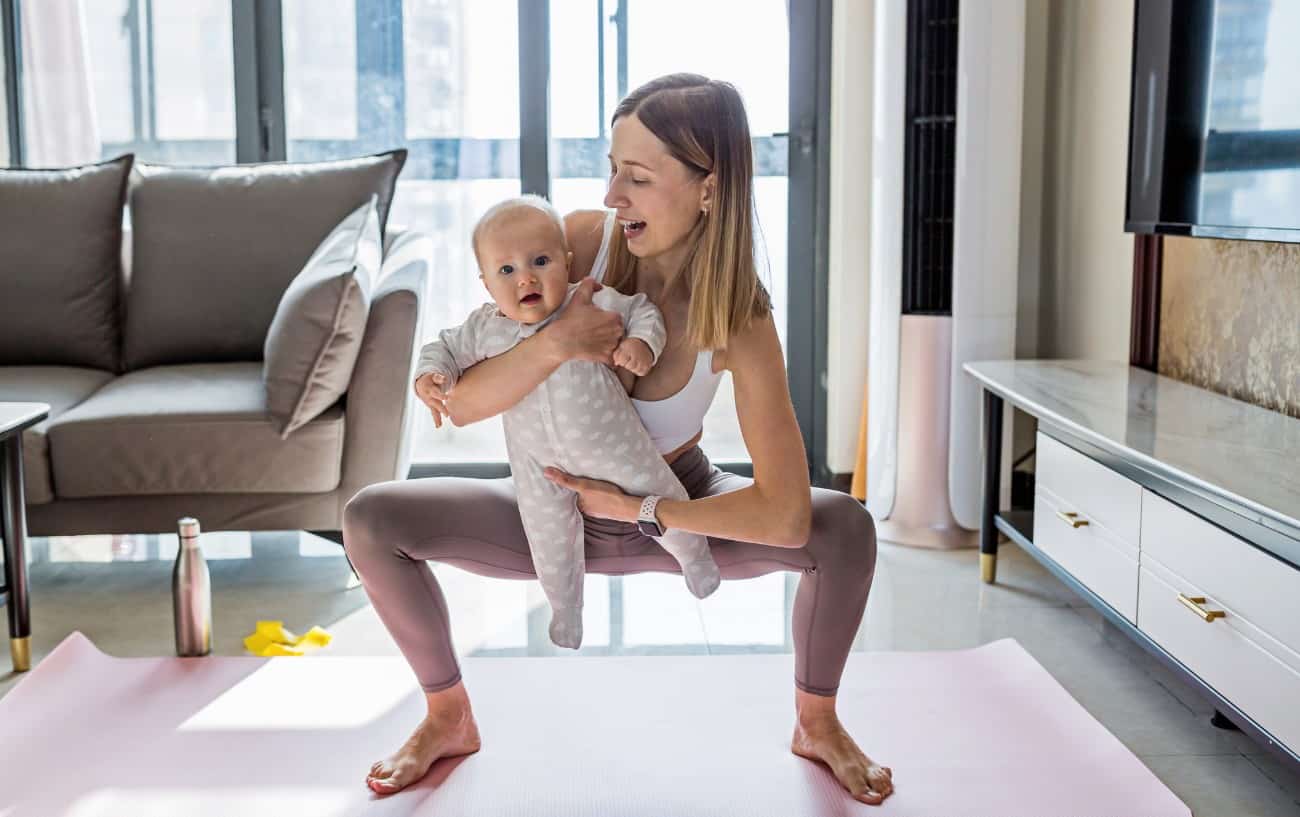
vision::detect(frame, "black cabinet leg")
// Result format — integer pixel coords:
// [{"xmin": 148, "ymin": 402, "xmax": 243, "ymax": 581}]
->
[
  {"xmin": 1, "ymin": 435, "xmax": 32, "ymax": 671},
  {"xmin": 308, "ymin": 530, "xmax": 361, "ymax": 588},
  {"xmin": 980, "ymin": 389, "xmax": 1004, "ymax": 584}
]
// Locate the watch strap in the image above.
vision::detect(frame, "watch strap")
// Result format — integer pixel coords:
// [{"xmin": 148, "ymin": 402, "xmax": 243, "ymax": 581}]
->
[{"xmin": 638, "ymin": 495, "xmax": 662, "ymax": 526}]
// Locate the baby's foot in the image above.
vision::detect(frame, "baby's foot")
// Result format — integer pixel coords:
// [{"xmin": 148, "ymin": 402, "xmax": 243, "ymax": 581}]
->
[
  {"xmin": 683, "ymin": 558, "xmax": 721, "ymax": 599},
  {"xmin": 549, "ymin": 607, "xmax": 583, "ymax": 649}
]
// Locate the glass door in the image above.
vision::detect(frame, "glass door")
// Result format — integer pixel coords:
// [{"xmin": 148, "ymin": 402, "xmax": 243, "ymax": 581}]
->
[
  {"xmin": 542, "ymin": 1, "xmax": 798, "ymax": 657},
  {"xmin": 277, "ymin": 0, "xmax": 813, "ymax": 471},
  {"xmin": 1, "ymin": 7, "xmax": 8, "ymax": 165},
  {"xmin": 18, "ymin": 0, "xmax": 236, "ymax": 166},
  {"xmin": 549, "ymin": 0, "xmax": 791, "ymax": 464},
  {"xmin": 282, "ymin": 0, "xmax": 522, "ymax": 463},
  {"xmin": 4, "ymin": 0, "xmax": 821, "ymax": 477}
]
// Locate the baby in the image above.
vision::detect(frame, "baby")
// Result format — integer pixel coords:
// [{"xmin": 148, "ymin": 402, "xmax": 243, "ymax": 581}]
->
[{"xmin": 413, "ymin": 195, "xmax": 720, "ymax": 649}]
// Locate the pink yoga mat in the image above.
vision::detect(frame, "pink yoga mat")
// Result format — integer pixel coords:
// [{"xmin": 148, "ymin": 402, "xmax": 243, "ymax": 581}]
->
[{"xmin": 0, "ymin": 633, "xmax": 1188, "ymax": 816}]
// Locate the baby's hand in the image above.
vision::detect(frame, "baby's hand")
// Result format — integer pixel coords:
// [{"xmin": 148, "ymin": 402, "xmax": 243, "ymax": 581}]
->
[
  {"xmin": 415, "ymin": 371, "xmax": 451, "ymax": 428},
  {"xmin": 612, "ymin": 338, "xmax": 654, "ymax": 376}
]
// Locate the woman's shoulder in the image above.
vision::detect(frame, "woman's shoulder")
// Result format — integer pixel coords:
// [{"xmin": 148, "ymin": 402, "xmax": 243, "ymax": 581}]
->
[
  {"xmin": 717, "ymin": 311, "xmax": 780, "ymax": 374},
  {"xmin": 564, "ymin": 209, "xmax": 610, "ymax": 282},
  {"xmin": 564, "ymin": 208, "xmax": 608, "ymax": 232}
]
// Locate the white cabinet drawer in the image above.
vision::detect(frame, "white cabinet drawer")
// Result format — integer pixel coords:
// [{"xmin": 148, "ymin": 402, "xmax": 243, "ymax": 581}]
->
[
  {"xmin": 1139, "ymin": 553, "xmax": 1300, "ymax": 753},
  {"xmin": 1033, "ymin": 483, "xmax": 1138, "ymax": 622},
  {"xmin": 1141, "ymin": 490, "xmax": 1300, "ymax": 658},
  {"xmin": 1035, "ymin": 432, "xmax": 1142, "ymax": 546}
]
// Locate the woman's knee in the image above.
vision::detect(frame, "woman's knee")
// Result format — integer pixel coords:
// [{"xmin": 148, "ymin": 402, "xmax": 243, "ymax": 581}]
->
[
  {"xmin": 807, "ymin": 489, "xmax": 878, "ymax": 578},
  {"xmin": 342, "ymin": 482, "xmax": 399, "ymax": 561}
]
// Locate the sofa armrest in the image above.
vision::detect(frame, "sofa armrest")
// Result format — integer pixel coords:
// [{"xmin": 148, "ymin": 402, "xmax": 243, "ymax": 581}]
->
[
  {"xmin": 337, "ymin": 228, "xmax": 432, "ymax": 502},
  {"xmin": 382, "ymin": 224, "xmax": 408, "ymax": 260}
]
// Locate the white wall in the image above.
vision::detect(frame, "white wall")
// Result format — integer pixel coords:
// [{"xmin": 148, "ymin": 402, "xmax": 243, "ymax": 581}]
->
[
  {"xmin": 1007, "ymin": 0, "xmax": 1137, "ymax": 464},
  {"xmin": 825, "ymin": 0, "xmax": 874, "ymax": 475},
  {"xmin": 1011, "ymin": 0, "xmax": 1050, "ymax": 461},
  {"xmin": 1031, "ymin": 0, "xmax": 1135, "ymax": 361},
  {"xmin": 827, "ymin": 0, "xmax": 1137, "ymax": 475},
  {"xmin": 1016, "ymin": 2, "xmax": 1048, "ymax": 364}
]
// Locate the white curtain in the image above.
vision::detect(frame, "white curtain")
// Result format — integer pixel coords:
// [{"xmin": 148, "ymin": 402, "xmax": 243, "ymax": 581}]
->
[{"xmin": 21, "ymin": 0, "xmax": 100, "ymax": 167}]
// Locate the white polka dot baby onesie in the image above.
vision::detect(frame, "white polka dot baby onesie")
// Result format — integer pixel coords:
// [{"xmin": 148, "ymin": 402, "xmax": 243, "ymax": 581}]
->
[{"xmin": 414, "ymin": 282, "xmax": 720, "ymax": 648}]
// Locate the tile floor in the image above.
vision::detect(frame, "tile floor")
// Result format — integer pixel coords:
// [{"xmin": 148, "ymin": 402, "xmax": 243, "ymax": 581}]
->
[{"xmin": 2, "ymin": 529, "xmax": 1298, "ymax": 816}]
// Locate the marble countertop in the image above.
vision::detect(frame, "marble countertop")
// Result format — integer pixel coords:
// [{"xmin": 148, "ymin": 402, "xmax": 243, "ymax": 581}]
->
[{"xmin": 963, "ymin": 360, "xmax": 1300, "ymax": 542}]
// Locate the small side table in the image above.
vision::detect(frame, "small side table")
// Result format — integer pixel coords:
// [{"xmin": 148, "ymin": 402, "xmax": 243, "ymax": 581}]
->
[{"xmin": 1, "ymin": 403, "xmax": 49, "ymax": 672}]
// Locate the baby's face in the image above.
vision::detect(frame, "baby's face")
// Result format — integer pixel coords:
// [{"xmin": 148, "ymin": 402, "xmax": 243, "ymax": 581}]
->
[{"xmin": 478, "ymin": 208, "xmax": 573, "ymax": 324}]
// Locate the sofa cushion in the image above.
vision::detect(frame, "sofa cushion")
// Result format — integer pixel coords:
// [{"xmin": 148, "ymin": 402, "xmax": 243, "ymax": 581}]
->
[
  {"xmin": 264, "ymin": 196, "xmax": 380, "ymax": 438},
  {"xmin": 0, "ymin": 367, "xmax": 116, "ymax": 504},
  {"xmin": 46, "ymin": 363, "xmax": 344, "ymax": 498},
  {"xmin": 122, "ymin": 149, "xmax": 407, "ymax": 371},
  {"xmin": 0, "ymin": 155, "xmax": 133, "ymax": 371}
]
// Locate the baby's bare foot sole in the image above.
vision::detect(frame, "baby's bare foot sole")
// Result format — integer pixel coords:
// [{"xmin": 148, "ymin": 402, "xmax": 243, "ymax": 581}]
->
[{"xmin": 366, "ymin": 712, "xmax": 482, "ymax": 795}]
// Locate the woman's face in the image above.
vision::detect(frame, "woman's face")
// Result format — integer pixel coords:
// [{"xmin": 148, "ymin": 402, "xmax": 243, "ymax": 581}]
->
[{"xmin": 604, "ymin": 114, "xmax": 712, "ymax": 261}]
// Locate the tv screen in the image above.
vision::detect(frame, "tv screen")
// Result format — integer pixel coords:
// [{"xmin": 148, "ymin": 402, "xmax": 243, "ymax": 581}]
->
[{"xmin": 1126, "ymin": 0, "xmax": 1300, "ymax": 242}]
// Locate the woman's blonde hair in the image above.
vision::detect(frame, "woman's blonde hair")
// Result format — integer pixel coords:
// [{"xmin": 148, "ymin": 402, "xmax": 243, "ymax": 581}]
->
[{"xmin": 605, "ymin": 73, "xmax": 771, "ymax": 351}]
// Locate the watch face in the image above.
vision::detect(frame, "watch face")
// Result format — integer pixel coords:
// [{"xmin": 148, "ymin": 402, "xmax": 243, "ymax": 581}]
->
[{"xmin": 637, "ymin": 520, "xmax": 663, "ymax": 537}]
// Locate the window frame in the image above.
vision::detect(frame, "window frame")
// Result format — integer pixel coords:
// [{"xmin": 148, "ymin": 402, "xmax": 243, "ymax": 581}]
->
[{"xmin": 2, "ymin": 0, "xmax": 832, "ymax": 486}]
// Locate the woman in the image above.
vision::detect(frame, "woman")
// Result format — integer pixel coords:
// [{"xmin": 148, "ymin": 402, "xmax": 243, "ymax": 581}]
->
[{"xmin": 343, "ymin": 74, "xmax": 894, "ymax": 806}]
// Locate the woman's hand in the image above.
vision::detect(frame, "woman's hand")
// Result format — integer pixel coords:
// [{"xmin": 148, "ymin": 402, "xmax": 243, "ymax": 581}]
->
[
  {"xmin": 543, "ymin": 278, "xmax": 624, "ymax": 366},
  {"xmin": 414, "ymin": 372, "xmax": 450, "ymax": 428},
  {"xmin": 543, "ymin": 467, "xmax": 641, "ymax": 522}
]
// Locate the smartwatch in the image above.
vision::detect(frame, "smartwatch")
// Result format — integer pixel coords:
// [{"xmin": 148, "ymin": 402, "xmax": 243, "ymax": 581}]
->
[{"xmin": 636, "ymin": 495, "xmax": 665, "ymax": 537}]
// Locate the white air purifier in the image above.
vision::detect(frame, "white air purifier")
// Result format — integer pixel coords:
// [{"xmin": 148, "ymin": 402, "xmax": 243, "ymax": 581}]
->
[{"xmin": 866, "ymin": 0, "xmax": 1025, "ymax": 549}]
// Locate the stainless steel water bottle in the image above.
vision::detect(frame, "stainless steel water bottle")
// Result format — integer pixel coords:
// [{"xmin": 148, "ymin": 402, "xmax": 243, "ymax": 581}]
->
[{"xmin": 173, "ymin": 517, "xmax": 212, "ymax": 656}]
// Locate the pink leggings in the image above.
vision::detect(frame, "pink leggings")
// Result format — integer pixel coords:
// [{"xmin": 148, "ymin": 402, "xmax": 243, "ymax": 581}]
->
[{"xmin": 342, "ymin": 445, "xmax": 877, "ymax": 696}]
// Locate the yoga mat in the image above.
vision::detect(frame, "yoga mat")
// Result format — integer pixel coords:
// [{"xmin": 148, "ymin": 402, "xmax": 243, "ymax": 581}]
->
[{"xmin": 0, "ymin": 633, "xmax": 1189, "ymax": 816}]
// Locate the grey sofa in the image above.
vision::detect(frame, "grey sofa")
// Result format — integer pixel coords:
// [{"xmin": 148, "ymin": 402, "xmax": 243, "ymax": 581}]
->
[{"xmin": 0, "ymin": 151, "xmax": 429, "ymax": 540}]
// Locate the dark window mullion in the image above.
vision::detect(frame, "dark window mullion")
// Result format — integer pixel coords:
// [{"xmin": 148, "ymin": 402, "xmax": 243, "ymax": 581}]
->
[
  {"xmin": 789, "ymin": 0, "xmax": 831, "ymax": 484},
  {"xmin": 613, "ymin": 0, "xmax": 627, "ymax": 100},
  {"xmin": 3, "ymin": 0, "xmax": 24, "ymax": 165},
  {"xmin": 142, "ymin": 0, "xmax": 157, "ymax": 142},
  {"xmin": 596, "ymin": 0, "xmax": 606, "ymax": 135},
  {"xmin": 518, "ymin": 0, "xmax": 550, "ymax": 198},
  {"xmin": 233, "ymin": 0, "xmax": 284, "ymax": 163},
  {"xmin": 126, "ymin": 0, "xmax": 152, "ymax": 144}
]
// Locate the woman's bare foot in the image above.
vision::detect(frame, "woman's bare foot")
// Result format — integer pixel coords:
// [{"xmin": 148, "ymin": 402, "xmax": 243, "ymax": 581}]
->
[
  {"xmin": 366, "ymin": 682, "xmax": 482, "ymax": 796},
  {"xmin": 791, "ymin": 689, "xmax": 893, "ymax": 806}
]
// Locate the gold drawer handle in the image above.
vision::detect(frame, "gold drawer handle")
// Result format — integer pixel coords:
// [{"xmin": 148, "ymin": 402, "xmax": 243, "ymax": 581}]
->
[
  {"xmin": 1178, "ymin": 593, "xmax": 1226, "ymax": 623},
  {"xmin": 1055, "ymin": 510, "xmax": 1090, "ymax": 528}
]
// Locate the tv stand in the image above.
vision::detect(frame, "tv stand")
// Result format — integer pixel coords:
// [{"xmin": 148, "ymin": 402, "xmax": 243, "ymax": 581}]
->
[{"xmin": 965, "ymin": 359, "xmax": 1300, "ymax": 774}]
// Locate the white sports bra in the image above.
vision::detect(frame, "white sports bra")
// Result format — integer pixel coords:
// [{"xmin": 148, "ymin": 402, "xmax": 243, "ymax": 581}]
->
[{"xmin": 589, "ymin": 211, "xmax": 723, "ymax": 454}]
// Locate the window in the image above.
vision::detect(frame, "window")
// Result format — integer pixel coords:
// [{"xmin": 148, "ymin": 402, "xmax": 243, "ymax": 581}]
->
[
  {"xmin": 19, "ymin": 0, "xmax": 235, "ymax": 166},
  {"xmin": 284, "ymin": 0, "xmax": 522, "ymax": 463},
  {"xmin": 5, "ymin": 0, "xmax": 827, "ymax": 477},
  {"xmin": 0, "ymin": 6, "xmax": 8, "ymax": 166},
  {"xmin": 548, "ymin": 1, "xmax": 790, "ymax": 463}
]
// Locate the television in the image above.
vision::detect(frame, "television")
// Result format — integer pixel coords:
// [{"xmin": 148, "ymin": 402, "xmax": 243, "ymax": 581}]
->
[{"xmin": 1126, "ymin": 0, "xmax": 1300, "ymax": 242}]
